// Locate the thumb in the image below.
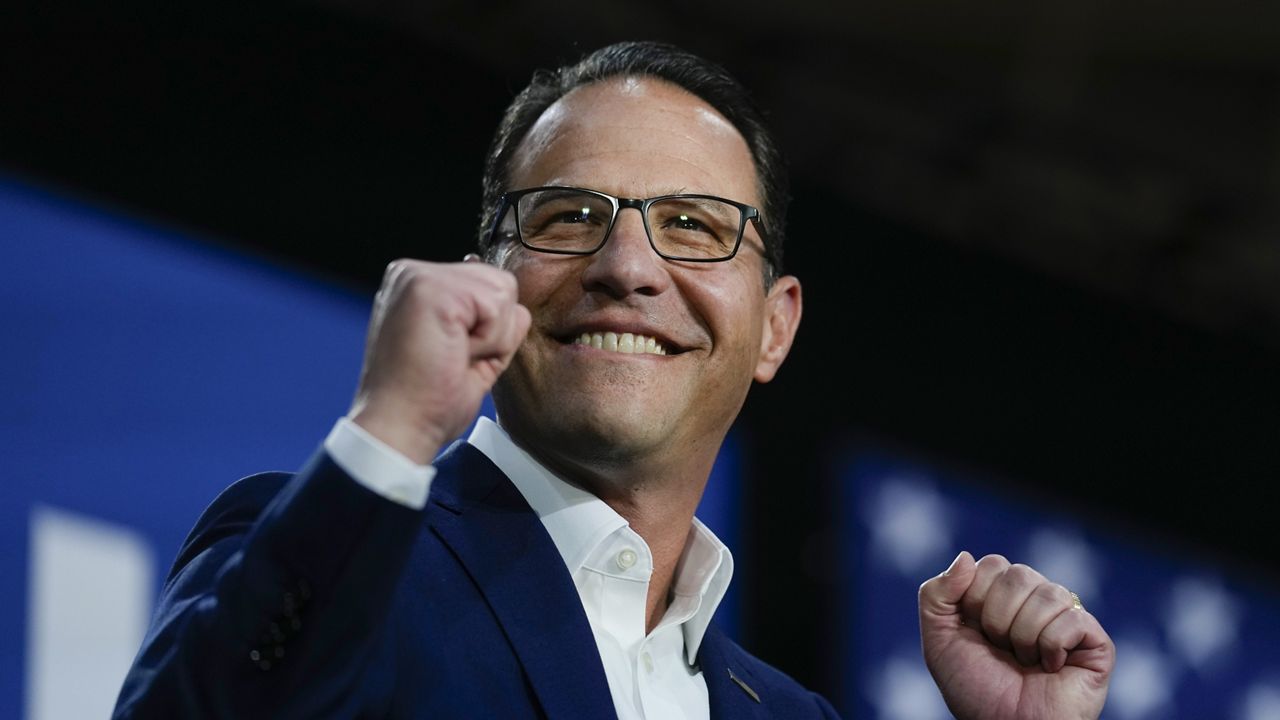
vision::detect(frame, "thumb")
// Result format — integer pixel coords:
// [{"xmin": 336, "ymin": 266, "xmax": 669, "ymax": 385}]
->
[{"xmin": 919, "ymin": 551, "xmax": 976, "ymax": 623}]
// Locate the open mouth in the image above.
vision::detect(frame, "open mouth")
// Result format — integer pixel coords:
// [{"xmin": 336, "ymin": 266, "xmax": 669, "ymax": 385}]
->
[{"xmin": 565, "ymin": 331, "xmax": 672, "ymax": 356}]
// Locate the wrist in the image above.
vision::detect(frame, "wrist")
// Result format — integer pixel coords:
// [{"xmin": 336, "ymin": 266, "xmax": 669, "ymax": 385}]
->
[{"xmin": 348, "ymin": 400, "xmax": 446, "ymax": 466}]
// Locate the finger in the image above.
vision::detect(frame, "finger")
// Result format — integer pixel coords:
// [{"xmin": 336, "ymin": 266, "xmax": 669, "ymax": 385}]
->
[
  {"xmin": 918, "ymin": 551, "xmax": 977, "ymax": 621},
  {"xmin": 373, "ymin": 259, "xmax": 413, "ymax": 317},
  {"xmin": 459, "ymin": 269, "xmax": 519, "ymax": 349},
  {"xmin": 477, "ymin": 309, "xmax": 529, "ymax": 378},
  {"xmin": 468, "ymin": 295, "xmax": 520, "ymax": 360},
  {"xmin": 1039, "ymin": 605, "xmax": 1114, "ymax": 675},
  {"xmin": 919, "ymin": 552, "xmax": 979, "ymax": 669},
  {"xmin": 981, "ymin": 563, "xmax": 1047, "ymax": 652},
  {"xmin": 1008, "ymin": 582, "xmax": 1075, "ymax": 667},
  {"xmin": 958, "ymin": 554, "xmax": 1011, "ymax": 624},
  {"xmin": 476, "ymin": 302, "xmax": 528, "ymax": 366},
  {"xmin": 382, "ymin": 258, "xmax": 414, "ymax": 286},
  {"xmin": 503, "ymin": 303, "xmax": 532, "ymax": 355},
  {"xmin": 472, "ymin": 299, "xmax": 528, "ymax": 368}
]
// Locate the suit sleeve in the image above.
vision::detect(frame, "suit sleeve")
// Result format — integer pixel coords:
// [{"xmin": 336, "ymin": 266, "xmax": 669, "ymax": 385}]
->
[{"xmin": 112, "ymin": 447, "xmax": 426, "ymax": 719}]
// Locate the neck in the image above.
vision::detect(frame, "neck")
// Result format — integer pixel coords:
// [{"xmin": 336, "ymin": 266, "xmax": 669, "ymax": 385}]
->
[
  {"xmin": 594, "ymin": 478, "xmax": 701, "ymax": 634},
  {"xmin": 514, "ymin": 433, "xmax": 719, "ymax": 634}
]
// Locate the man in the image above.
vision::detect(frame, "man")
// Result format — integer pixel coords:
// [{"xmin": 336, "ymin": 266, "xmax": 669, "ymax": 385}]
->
[{"xmin": 114, "ymin": 41, "xmax": 1114, "ymax": 718}]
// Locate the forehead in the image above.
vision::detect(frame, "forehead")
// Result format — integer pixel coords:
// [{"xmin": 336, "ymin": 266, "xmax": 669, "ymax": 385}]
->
[{"xmin": 508, "ymin": 77, "xmax": 760, "ymax": 205}]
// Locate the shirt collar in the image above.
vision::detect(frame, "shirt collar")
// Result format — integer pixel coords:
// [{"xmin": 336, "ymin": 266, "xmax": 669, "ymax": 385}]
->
[{"xmin": 466, "ymin": 416, "xmax": 734, "ymax": 664}]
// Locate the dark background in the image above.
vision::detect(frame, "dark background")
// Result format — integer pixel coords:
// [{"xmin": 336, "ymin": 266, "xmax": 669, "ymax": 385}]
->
[{"xmin": 5, "ymin": 1, "xmax": 1278, "ymax": 699}]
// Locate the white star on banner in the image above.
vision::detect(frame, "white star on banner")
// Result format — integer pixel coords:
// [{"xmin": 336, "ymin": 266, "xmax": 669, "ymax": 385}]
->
[
  {"xmin": 1108, "ymin": 633, "xmax": 1176, "ymax": 720},
  {"xmin": 1239, "ymin": 680, "xmax": 1280, "ymax": 720},
  {"xmin": 865, "ymin": 653, "xmax": 952, "ymax": 720},
  {"xmin": 1164, "ymin": 576, "xmax": 1241, "ymax": 674},
  {"xmin": 864, "ymin": 475, "xmax": 952, "ymax": 577},
  {"xmin": 1024, "ymin": 527, "xmax": 1103, "ymax": 609}
]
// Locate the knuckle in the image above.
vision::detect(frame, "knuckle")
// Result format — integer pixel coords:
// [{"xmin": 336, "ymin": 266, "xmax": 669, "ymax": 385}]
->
[
  {"xmin": 976, "ymin": 554, "xmax": 1010, "ymax": 570},
  {"xmin": 1037, "ymin": 582, "xmax": 1073, "ymax": 605},
  {"xmin": 487, "ymin": 268, "xmax": 520, "ymax": 299},
  {"xmin": 463, "ymin": 262, "xmax": 513, "ymax": 290},
  {"xmin": 1005, "ymin": 564, "xmax": 1040, "ymax": 586},
  {"xmin": 385, "ymin": 258, "xmax": 416, "ymax": 278},
  {"xmin": 405, "ymin": 272, "xmax": 434, "ymax": 299}
]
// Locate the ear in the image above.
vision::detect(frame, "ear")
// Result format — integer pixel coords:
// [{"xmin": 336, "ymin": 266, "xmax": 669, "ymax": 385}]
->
[{"xmin": 754, "ymin": 274, "xmax": 803, "ymax": 383}]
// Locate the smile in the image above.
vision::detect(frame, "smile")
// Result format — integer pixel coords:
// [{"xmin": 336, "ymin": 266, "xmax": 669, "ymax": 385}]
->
[{"xmin": 571, "ymin": 332, "xmax": 669, "ymax": 356}]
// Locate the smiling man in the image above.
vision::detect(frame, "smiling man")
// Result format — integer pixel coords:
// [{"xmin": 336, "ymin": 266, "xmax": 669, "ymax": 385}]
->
[{"xmin": 114, "ymin": 42, "xmax": 1113, "ymax": 719}]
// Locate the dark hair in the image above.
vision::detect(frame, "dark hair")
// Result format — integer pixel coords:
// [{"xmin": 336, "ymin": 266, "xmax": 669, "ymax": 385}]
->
[{"xmin": 477, "ymin": 41, "xmax": 789, "ymax": 284}]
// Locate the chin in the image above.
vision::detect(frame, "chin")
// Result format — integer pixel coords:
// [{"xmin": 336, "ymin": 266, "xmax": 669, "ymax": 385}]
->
[
  {"xmin": 498, "ymin": 385, "xmax": 667, "ymax": 461},
  {"xmin": 558, "ymin": 399, "xmax": 672, "ymax": 457}
]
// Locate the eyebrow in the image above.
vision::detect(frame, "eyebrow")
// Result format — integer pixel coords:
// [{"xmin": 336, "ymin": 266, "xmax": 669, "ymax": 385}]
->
[
  {"xmin": 592, "ymin": 186, "xmax": 692, "ymax": 199},
  {"xmin": 649, "ymin": 186, "xmax": 690, "ymax": 197},
  {"xmin": 551, "ymin": 183, "xmax": 691, "ymax": 198}
]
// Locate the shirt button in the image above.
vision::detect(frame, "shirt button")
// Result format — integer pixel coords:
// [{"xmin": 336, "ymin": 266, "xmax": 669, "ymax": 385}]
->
[
  {"xmin": 616, "ymin": 549, "xmax": 638, "ymax": 570},
  {"xmin": 642, "ymin": 652, "xmax": 654, "ymax": 673}
]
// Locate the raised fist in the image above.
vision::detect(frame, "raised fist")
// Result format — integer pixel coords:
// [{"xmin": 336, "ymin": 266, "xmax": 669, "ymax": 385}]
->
[{"xmin": 348, "ymin": 258, "xmax": 531, "ymax": 464}]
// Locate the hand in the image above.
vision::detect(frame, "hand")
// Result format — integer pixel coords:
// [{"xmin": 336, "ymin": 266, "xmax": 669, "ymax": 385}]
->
[
  {"xmin": 918, "ymin": 552, "xmax": 1114, "ymax": 720},
  {"xmin": 348, "ymin": 258, "xmax": 531, "ymax": 464}
]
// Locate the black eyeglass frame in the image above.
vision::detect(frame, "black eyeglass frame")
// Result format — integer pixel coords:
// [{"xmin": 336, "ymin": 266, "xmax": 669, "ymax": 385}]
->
[{"xmin": 485, "ymin": 186, "xmax": 768, "ymax": 263}]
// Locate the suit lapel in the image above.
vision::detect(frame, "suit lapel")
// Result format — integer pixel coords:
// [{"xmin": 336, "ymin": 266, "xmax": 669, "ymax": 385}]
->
[
  {"xmin": 428, "ymin": 443, "xmax": 617, "ymax": 720},
  {"xmin": 699, "ymin": 623, "xmax": 770, "ymax": 720}
]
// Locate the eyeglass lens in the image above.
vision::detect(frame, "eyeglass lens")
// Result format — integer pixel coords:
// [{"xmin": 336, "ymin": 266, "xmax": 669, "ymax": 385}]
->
[{"xmin": 511, "ymin": 189, "xmax": 742, "ymax": 260}]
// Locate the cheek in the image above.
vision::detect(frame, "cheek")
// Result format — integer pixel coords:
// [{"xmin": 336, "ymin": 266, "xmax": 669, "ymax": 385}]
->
[
  {"xmin": 699, "ymin": 276, "xmax": 767, "ymax": 351},
  {"xmin": 507, "ymin": 253, "xmax": 580, "ymax": 308}
]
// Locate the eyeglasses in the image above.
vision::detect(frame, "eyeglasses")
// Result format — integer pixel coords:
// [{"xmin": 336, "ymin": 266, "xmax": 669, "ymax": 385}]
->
[{"xmin": 486, "ymin": 186, "xmax": 766, "ymax": 263}]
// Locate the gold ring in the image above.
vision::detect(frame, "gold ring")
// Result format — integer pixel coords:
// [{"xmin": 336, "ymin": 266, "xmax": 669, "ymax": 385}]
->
[{"xmin": 1070, "ymin": 591, "xmax": 1084, "ymax": 611}]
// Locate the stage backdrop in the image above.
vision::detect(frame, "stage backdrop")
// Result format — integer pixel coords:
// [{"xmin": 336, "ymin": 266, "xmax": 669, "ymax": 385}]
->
[{"xmin": 0, "ymin": 175, "xmax": 743, "ymax": 720}]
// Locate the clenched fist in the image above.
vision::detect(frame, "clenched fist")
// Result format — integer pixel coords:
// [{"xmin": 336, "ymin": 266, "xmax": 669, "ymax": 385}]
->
[
  {"xmin": 919, "ymin": 552, "xmax": 1114, "ymax": 720},
  {"xmin": 347, "ymin": 258, "xmax": 531, "ymax": 465}
]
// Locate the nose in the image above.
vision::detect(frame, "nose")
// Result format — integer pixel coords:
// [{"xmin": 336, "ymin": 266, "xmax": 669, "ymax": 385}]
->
[{"xmin": 579, "ymin": 207, "xmax": 672, "ymax": 299}]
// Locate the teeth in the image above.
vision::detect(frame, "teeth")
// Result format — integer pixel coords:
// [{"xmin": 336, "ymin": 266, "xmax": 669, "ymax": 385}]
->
[{"xmin": 573, "ymin": 331, "xmax": 668, "ymax": 355}]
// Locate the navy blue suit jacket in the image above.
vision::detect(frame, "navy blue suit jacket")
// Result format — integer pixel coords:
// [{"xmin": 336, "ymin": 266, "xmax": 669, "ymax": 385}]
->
[{"xmin": 114, "ymin": 441, "xmax": 839, "ymax": 718}]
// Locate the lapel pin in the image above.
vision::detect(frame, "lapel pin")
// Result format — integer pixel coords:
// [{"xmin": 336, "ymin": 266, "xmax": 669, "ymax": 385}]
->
[{"xmin": 728, "ymin": 667, "xmax": 761, "ymax": 703}]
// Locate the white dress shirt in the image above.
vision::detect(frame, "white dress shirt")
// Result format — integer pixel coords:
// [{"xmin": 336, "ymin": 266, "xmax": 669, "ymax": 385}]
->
[{"xmin": 323, "ymin": 416, "xmax": 734, "ymax": 720}]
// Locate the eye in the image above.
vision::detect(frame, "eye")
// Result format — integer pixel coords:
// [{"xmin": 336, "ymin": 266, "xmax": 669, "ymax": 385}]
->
[
  {"xmin": 552, "ymin": 207, "xmax": 597, "ymax": 224},
  {"xmin": 666, "ymin": 212, "xmax": 713, "ymax": 234}
]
